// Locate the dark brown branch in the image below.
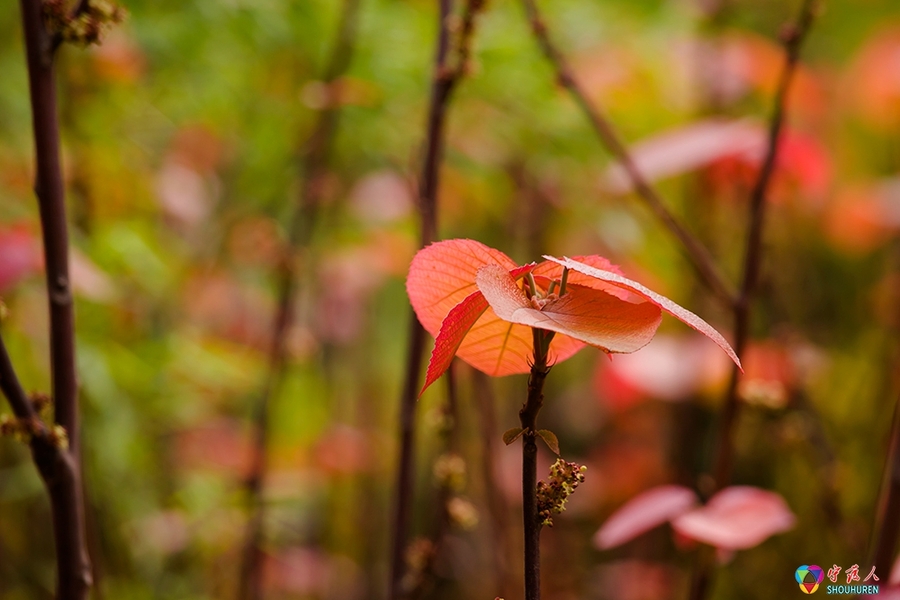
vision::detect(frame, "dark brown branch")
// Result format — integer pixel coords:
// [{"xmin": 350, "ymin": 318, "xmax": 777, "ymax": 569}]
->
[
  {"xmin": 870, "ymin": 391, "xmax": 900, "ymax": 583},
  {"xmin": 690, "ymin": 2, "xmax": 818, "ymax": 599},
  {"xmin": 388, "ymin": 0, "xmax": 485, "ymax": 597},
  {"xmin": 519, "ymin": 0, "xmax": 735, "ymax": 307},
  {"xmin": 18, "ymin": 0, "xmax": 93, "ymax": 598},
  {"xmin": 0, "ymin": 334, "xmax": 41, "ymax": 425},
  {"xmin": 236, "ymin": 0, "xmax": 362, "ymax": 597},
  {"xmin": 519, "ymin": 329, "xmax": 550, "ymax": 600}
]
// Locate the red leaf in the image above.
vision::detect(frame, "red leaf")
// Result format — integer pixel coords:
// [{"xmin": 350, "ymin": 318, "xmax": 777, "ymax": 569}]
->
[
  {"xmin": 420, "ymin": 290, "xmax": 489, "ymax": 396},
  {"xmin": 0, "ymin": 226, "xmax": 41, "ymax": 292},
  {"xmin": 543, "ymin": 256, "xmax": 742, "ymax": 370},
  {"xmin": 408, "ymin": 240, "xmax": 584, "ymax": 377},
  {"xmin": 671, "ymin": 486, "xmax": 795, "ymax": 550},
  {"xmin": 601, "ymin": 119, "xmax": 765, "ymax": 193},
  {"xmin": 477, "ymin": 265, "xmax": 663, "ymax": 354},
  {"xmin": 407, "ymin": 239, "xmax": 517, "ymax": 338},
  {"xmin": 593, "ymin": 485, "xmax": 698, "ymax": 549}
]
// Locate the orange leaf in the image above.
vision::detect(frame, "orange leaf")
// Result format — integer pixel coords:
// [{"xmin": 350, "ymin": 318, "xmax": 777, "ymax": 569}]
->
[
  {"xmin": 409, "ymin": 240, "xmax": 582, "ymax": 378},
  {"xmin": 476, "ymin": 265, "xmax": 663, "ymax": 354},
  {"xmin": 543, "ymin": 256, "xmax": 742, "ymax": 370},
  {"xmin": 407, "ymin": 239, "xmax": 517, "ymax": 338}
]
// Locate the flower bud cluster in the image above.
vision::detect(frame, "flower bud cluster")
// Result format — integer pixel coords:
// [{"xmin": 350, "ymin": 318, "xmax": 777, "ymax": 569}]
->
[
  {"xmin": 433, "ymin": 453, "xmax": 466, "ymax": 492},
  {"xmin": 0, "ymin": 415, "xmax": 67, "ymax": 448},
  {"xmin": 43, "ymin": 0, "xmax": 126, "ymax": 47},
  {"xmin": 536, "ymin": 459, "xmax": 586, "ymax": 527}
]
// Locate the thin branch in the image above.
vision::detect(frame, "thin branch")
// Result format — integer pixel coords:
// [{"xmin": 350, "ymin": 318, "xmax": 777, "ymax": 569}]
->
[
  {"xmin": 406, "ymin": 363, "xmax": 461, "ymax": 600},
  {"xmin": 473, "ymin": 370, "xmax": 514, "ymax": 597},
  {"xmin": 870, "ymin": 391, "xmax": 900, "ymax": 583},
  {"xmin": 711, "ymin": 0, "xmax": 819, "ymax": 491},
  {"xmin": 690, "ymin": 2, "xmax": 819, "ymax": 599},
  {"xmin": 18, "ymin": 0, "xmax": 93, "ymax": 597},
  {"xmin": 0, "ymin": 333, "xmax": 41, "ymax": 425},
  {"xmin": 236, "ymin": 0, "xmax": 362, "ymax": 597},
  {"xmin": 388, "ymin": 0, "xmax": 485, "ymax": 597},
  {"xmin": 519, "ymin": 0, "xmax": 736, "ymax": 307}
]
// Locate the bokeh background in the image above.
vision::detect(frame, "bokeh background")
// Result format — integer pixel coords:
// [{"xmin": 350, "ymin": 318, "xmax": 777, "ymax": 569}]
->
[{"xmin": 2, "ymin": 0, "xmax": 900, "ymax": 598}]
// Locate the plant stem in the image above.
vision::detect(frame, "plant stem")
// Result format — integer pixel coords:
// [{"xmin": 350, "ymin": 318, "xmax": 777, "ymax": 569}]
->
[
  {"xmin": 869, "ymin": 391, "xmax": 900, "ymax": 581},
  {"xmin": 690, "ymin": 2, "xmax": 818, "ymax": 599},
  {"xmin": 473, "ymin": 370, "xmax": 514, "ymax": 596},
  {"xmin": 519, "ymin": 329, "xmax": 550, "ymax": 600},
  {"xmin": 711, "ymin": 0, "xmax": 819, "ymax": 492},
  {"xmin": 17, "ymin": 0, "xmax": 92, "ymax": 597},
  {"xmin": 518, "ymin": 0, "xmax": 735, "ymax": 307},
  {"xmin": 389, "ymin": 0, "xmax": 484, "ymax": 596}
]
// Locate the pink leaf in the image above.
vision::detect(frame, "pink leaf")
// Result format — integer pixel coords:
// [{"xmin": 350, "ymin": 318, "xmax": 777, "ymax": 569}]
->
[
  {"xmin": 594, "ymin": 485, "xmax": 698, "ymax": 549},
  {"xmin": 543, "ymin": 256, "xmax": 741, "ymax": 370},
  {"xmin": 476, "ymin": 265, "xmax": 663, "ymax": 355},
  {"xmin": 0, "ymin": 226, "xmax": 41, "ymax": 292},
  {"xmin": 671, "ymin": 486, "xmax": 795, "ymax": 550},
  {"xmin": 602, "ymin": 119, "xmax": 766, "ymax": 193}
]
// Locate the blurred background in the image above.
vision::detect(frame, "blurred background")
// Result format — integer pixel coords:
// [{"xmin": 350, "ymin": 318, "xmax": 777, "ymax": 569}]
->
[{"xmin": 2, "ymin": 0, "xmax": 900, "ymax": 598}]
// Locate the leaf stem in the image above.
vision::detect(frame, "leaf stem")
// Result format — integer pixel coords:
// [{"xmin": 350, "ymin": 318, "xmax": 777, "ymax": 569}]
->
[{"xmin": 389, "ymin": 0, "xmax": 485, "ymax": 596}]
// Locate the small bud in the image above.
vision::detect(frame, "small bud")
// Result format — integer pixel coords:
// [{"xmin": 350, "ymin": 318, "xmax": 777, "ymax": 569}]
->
[
  {"xmin": 433, "ymin": 453, "xmax": 466, "ymax": 491},
  {"xmin": 447, "ymin": 496, "xmax": 479, "ymax": 530}
]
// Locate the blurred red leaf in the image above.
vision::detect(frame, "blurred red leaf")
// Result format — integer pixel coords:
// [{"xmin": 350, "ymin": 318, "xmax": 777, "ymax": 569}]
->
[
  {"xmin": 738, "ymin": 341, "xmax": 795, "ymax": 409},
  {"xmin": 602, "ymin": 119, "xmax": 766, "ymax": 193},
  {"xmin": 594, "ymin": 485, "xmax": 698, "ymax": 550},
  {"xmin": 671, "ymin": 486, "xmax": 795, "ymax": 550},
  {"xmin": 0, "ymin": 225, "xmax": 41, "ymax": 292},
  {"xmin": 594, "ymin": 335, "xmax": 730, "ymax": 411},
  {"xmin": 846, "ymin": 26, "xmax": 900, "ymax": 127}
]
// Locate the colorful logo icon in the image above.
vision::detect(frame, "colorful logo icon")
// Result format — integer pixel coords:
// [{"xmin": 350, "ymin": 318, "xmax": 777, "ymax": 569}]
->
[{"xmin": 796, "ymin": 565, "xmax": 825, "ymax": 594}]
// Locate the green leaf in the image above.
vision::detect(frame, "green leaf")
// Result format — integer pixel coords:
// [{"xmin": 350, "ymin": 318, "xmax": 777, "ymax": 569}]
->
[
  {"xmin": 537, "ymin": 429, "xmax": 560, "ymax": 455},
  {"xmin": 502, "ymin": 427, "xmax": 524, "ymax": 445}
]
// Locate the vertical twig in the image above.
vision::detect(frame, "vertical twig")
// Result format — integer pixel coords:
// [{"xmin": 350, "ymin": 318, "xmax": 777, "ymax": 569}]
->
[
  {"xmin": 518, "ymin": 329, "xmax": 550, "ymax": 600},
  {"xmin": 690, "ymin": 2, "xmax": 819, "ymax": 599},
  {"xmin": 710, "ymin": 0, "xmax": 819, "ymax": 491},
  {"xmin": 869, "ymin": 392, "xmax": 900, "ymax": 581},
  {"xmin": 388, "ymin": 0, "xmax": 484, "ymax": 597},
  {"xmin": 406, "ymin": 362, "xmax": 460, "ymax": 600},
  {"xmin": 473, "ymin": 370, "xmax": 514, "ymax": 596},
  {"xmin": 236, "ymin": 0, "xmax": 362, "ymax": 597},
  {"xmin": 868, "ymin": 247, "xmax": 900, "ymax": 579},
  {"xmin": 518, "ymin": 0, "xmax": 735, "ymax": 307},
  {"xmin": 16, "ymin": 0, "xmax": 93, "ymax": 597}
]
